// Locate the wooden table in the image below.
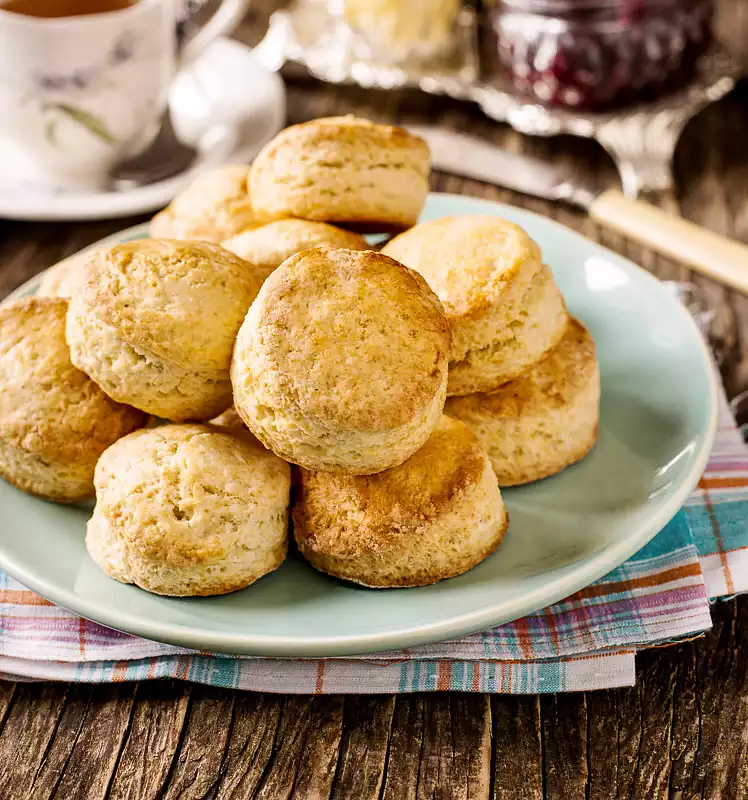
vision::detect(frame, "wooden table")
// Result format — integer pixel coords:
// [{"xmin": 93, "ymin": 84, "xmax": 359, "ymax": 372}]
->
[{"xmin": 1, "ymin": 2, "xmax": 748, "ymax": 797}]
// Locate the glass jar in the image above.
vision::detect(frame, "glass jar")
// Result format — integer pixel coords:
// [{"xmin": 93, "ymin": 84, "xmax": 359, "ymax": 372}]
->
[
  {"xmin": 331, "ymin": 0, "xmax": 461, "ymax": 64},
  {"xmin": 491, "ymin": 0, "xmax": 714, "ymax": 109}
]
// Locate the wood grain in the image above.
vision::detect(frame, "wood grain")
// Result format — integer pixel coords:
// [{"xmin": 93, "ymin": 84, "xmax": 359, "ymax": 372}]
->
[{"xmin": 0, "ymin": 1, "xmax": 747, "ymax": 798}]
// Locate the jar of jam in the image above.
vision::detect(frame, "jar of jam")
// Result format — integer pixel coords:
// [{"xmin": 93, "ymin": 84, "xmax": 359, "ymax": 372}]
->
[{"xmin": 491, "ymin": 0, "xmax": 714, "ymax": 109}]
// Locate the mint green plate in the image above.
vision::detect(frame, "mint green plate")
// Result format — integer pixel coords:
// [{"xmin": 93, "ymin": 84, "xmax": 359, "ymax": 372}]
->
[{"xmin": 0, "ymin": 193, "xmax": 717, "ymax": 657}]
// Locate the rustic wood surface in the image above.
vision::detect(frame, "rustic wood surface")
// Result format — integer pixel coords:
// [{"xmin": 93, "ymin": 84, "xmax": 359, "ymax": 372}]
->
[{"xmin": 1, "ymin": 1, "xmax": 748, "ymax": 797}]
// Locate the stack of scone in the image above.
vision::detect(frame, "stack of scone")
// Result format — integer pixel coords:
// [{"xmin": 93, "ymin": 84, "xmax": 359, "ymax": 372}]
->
[
  {"xmin": 0, "ymin": 114, "xmax": 600, "ymax": 599},
  {"xmin": 382, "ymin": 215, "xmax": 600, "ymax": 486}
]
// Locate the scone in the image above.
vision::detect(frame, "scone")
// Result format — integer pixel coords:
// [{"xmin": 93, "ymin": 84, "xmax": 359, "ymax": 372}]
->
[
  {"xmin": 231, "ymin": 247, "xmax": 451, "ymax": 474},
  {"xmin": 223, "ymin": 219, "xmax": 369, "ymax": 282},
  {"xmin": 0, "ymin": 297, "xmax": 146, "ymax": 502},
  {"xmin": 249, "ymin": 116, "xmax": 430, "ymax": 233},
  {"xmin": 446, "ymin": 318, "xmax": 600, "ymax": 485},
  {"xmin": 293, "ymin": 415, "xmax": 507, "ymax": 587},
  {"xmin": 86, "ymin": 424, "xmax": 290, "ymax": 596},
  {"xmin": 210, "ymin": 406, "xmax": 251, "ymax": 433},
  {"xmin": 66, "ymin": 239, "xmax": 263, "ymax": 422},
  {"xmin": 37, "ymin": 247, "xmax": 103, "ymax": 299},
  {"xmin": 382, "ymin": 215, "xmax": 568, "ymax": 395},
  {"xmin": 209, "ymin": 405, "xmax": 268, "ymax": 450},
  {"xmin": 150, "ymin": 164, "xmax": 279, "ymax": 242}
]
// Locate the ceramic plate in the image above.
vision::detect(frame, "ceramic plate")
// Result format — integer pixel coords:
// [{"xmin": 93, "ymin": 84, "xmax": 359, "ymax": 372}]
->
[{"xmin": 0, "ymin": 193, "xmax": 717, "ymax": 657}]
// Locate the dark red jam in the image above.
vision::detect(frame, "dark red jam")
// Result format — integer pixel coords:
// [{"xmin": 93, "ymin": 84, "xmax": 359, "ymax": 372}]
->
[{"xmin": 491, "ymin": 0, "xmax": 714, "ymax": 109}]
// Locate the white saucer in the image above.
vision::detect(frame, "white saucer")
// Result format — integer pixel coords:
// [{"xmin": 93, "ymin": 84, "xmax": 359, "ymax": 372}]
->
[{"xmin": 0, "ymin": 39, "xmax": 285, "ymax": 222}]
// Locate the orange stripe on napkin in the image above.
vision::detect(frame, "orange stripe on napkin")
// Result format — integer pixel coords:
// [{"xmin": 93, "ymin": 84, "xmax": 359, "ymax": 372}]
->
[
  {"xmin": 0, "ymin": 590, "xmax": 55, "ymax": 606},
  {"xmin": 575, "ymin": 563, "xmax": 703, "ymax": 600},
  {"xmin": 513, "ymin": 615, "xmax": 534, "ymax": 659},
  {"xmin": 471, "ymin": 662, "xmax": 480, "ymax": 692},
  {"xmin": 112, "ymin": 660, "xmax": 129, "ymax": 682},
  {"xmin": 702, "ymin": 487, "xmax": 735, "ymax": 595},
  {"xmin": 437, "ymin": 661, "xmax": 451, "ymax": 691},
  {"xmin": 698, "ymin": 476, "xmax": 748, "ymax": 490}
]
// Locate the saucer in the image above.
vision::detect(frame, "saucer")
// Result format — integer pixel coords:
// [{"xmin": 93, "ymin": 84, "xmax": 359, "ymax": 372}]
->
[{"xmin": 0, "ymin": 38, "xmax": 285, "ymax": 222}]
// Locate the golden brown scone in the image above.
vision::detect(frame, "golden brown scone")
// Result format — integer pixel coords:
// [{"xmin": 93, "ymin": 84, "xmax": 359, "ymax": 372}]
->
[
  {"xmin": 37, "ymin": 247, "xmax": 102, "ymax": 299},
  {"xmin": 293, "ymin": 415, "xmax": 507, "ymax": 587},
  {"xmin": 0, "ymin": 297, "xmax": 146, "ymax": 502},
  {"xmin": 86, "ymin": 424, "xmax": 290, "ymax": 596},
  {"xmin": 382, "ymin": 215, "xmax": 569, "ymax": 395},
  {"xmin": 249, "ymin": 116, "xmax": 430, "ymax": 233},
  {"xmin": 210, "ymin": 406, "xmax": 250, "ymax": 433},
  {"xmin": 445, "ymin": 318, "xmax": 600, "ymax": 485},
  {"xmin": 66, "ymin": 239, "xmax": 263, "ymax": 422},
  {"xmin": 208, "ymin": 405, "xmax": 268, "ymax": 450},
  {"xmin": 222, "ymin": 219, "xmax": 369, "ymax": 282},
  {"xmin": 231, "ymin": 247, "xmax": 451, "ymax": 474},
  {"xmin": 150, "ymin": 164, "xmax": 280, "ymax": 242}
]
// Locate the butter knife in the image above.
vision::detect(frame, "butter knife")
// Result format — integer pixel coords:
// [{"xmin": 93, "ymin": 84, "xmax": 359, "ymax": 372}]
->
[{"xmin": 410, "ymin": 125, "xmax": 748, "ymax": 295}]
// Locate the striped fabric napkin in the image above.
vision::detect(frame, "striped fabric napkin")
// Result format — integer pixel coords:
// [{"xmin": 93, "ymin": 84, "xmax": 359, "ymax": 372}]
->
[{"xmin": 0, "ymin": 292, "xmax": 746, "ymax": 693}]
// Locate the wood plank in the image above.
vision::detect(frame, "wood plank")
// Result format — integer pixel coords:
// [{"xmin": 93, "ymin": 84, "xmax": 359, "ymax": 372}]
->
[
  {"xmin": 381, "ymin": 696, "xmax": 424, "ymax": 800},
  {"xmin": 0, "ymin": 683, "xmax": 74, "ymax": 797},
  {"xmin": 540, "ymin": 694, "xmax": 588, "ymax": 799},
  {"xmin": 26, "ymin": 685, "xmax": 95, "ymax": 800},
  {"xmin": 447, "ymin": 695, "xmax": 492, "ymax": 800},
  {"xmin": 686, "ymin": 598, "xmax": 748, "ymax": 799},
  {"xmin": 253, "ymin": 696, "xmax": 316, "ymax": 800},
  {"xmin": 626, "ymin": 650, "xmax": 679, "ymax": 799},
  {"xmin": 0, "ymin": 681, "xmax": 16, "ymax": 733},
  {"xmin": 667, "ymin": 645, "xmax": 700, "ymax": 800},
  {"xmin": 389, "ymin": 695, "xmax": 490, "ymax": 800},
  {"xmin": 492, "ymin": 696, "xmax": 543, "ymax": 800},
  {"xmin": 330, "ymin": 696, "xmax": 395, "ymax": 800},
  {"xmin": 585, "ymin": 691, "xmax": 620, "ymax": 799},
  {"xmin": 107, "ymin": 681, "xmax": 191, "ymax": 800},
  {"xmin": 35, "ymin": 683, "xmax": 136, "ymax": 800},
  {"xmin": 214, "ymin": 693, "xmax": 283, "ymax": 799},
  {"xmin": 160, "ymin": 685, "xmax": 235, "ymax": 800},
  {"xmin": 291, "ymin": 697, "xmax": 345, "ymax": 800}
]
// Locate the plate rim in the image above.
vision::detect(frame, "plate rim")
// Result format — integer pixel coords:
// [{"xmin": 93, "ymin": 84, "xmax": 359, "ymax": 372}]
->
[{"xmin": 0, "ymin": 192, "xmax": 720, "ymax": 656}]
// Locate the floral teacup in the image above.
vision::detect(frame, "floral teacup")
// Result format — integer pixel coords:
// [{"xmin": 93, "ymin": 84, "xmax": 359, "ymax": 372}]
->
[{"xmin": 0, "ymin": 0, "xmax": 249, "ymax": 191}]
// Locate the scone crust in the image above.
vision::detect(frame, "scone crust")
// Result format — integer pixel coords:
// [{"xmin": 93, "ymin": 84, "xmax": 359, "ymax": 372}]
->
[
  {"xmin": 445, "ymin": 262, "xmax": 568, "ymax": 395},
  {"xmin": 294, "ymin": 416, "xmax": 487, "ymax": 553},
  {"xmin": 249, "ymin": 116, "xmax": 430, "ymax": 231},
  {"xmin": 293, "ymin": 416, "xmax": 508, "ymax": 587},
  {"xmin": 73, "ymin": 239, "xmax": 263, "ymax": 371},
  {"xmin": 88, "ymin": 424, "xmax": 291, "ymax": 596},
  {"xmin": 222, "ymin": 219, "xmax": 369, "ymax": 281},
  {"xmin": 209, "ymin": 406, "xmax": 251, "ymax": 433},
  {"xmin": 382, "ymin": 215, "xmax": 542, "ymax": 321},
  {"xmin": 0, "ymin": 297, "xmax": 146, "ymax": 499},
  {"xmin": 66, "ymin": 303, "xmax": 234, "ymax": 422},
  {"xmin": 383, "ymin": 215, "xmax": 568, "ymax": 393},
  {"xmin": 445, "ymin": 318, "xmax": 600, "ymax": 485},
  {"xmin": 37, "ymin": 246, "xmax": 104, "ymax": 299},
  {"xmin": 232, "ymin": 247, "xmax": 451, "ymax": 432},
  {"xmin": 150, "ymin": 164, "xmax": 280, "ymax": 242}
]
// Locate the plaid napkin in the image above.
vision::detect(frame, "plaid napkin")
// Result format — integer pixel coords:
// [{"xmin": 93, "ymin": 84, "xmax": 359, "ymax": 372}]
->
[{"xmin": 0, "ymin": 293, "xmax": 746, "ymax": 693}]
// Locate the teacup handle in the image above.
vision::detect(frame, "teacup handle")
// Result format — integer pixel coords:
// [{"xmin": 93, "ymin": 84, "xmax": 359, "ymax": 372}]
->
[{"xmin": 179, "ymin": 0, "xmax": 252, "ymax": 67}]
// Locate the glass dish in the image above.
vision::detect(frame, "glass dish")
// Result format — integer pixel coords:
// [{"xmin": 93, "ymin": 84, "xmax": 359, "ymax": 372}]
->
[
  {"xmin": 330, "ymin": 0, "xmax": 462, "ymax": 63},
  {"xmin": 491, "ymin": 0, "xmax": 714, "ymax": 108}
]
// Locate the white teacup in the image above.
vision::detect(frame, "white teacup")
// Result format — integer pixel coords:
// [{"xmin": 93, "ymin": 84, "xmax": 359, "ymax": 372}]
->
[{"xmin": 0, "ymin": 0, "xmax": 250, "ymax": 190}]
